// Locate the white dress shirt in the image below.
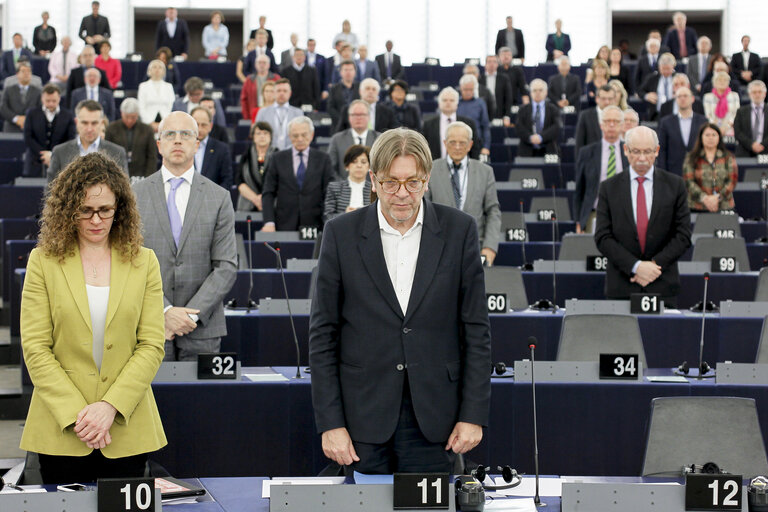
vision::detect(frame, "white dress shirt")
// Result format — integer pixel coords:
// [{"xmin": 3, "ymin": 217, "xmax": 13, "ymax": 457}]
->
[
  {"xmin": 377, "ymin": 199, "xmax": 424, "ymax": 314},
  {"xmin": 195, "ymin": 136, "xmax": 208, "ymax": 172},
  {"xmin": 439, "ymin": 112, "xmax": 457, "ymax": 158},
  {"xmin": 78, "ymin": 136, "xmax": 101, "ymax": 156},
  {"xmin": 449, "ymin": 156, "xmax": 469, "ymax": 209},
  {"xmin": 629, "ymin": 165, "xmax": 654, "ymax": 273},
  {"xmin": 43, "ymin": 105, "xmax": 60, "ymax": 123},
  {"xmin": 165, "ymin": 18, "xmax": 177, "ymax": 38},
  {"xmin": 86, "ymin": 284, "xmax": 109, "ymax": 372},
  {"xmin": 351, "ymin": 129, "xmax": 368, "ymax": 145},
  {"xmin": 161, "ymin": 165, "xmax": 195, "ymax": 224}
]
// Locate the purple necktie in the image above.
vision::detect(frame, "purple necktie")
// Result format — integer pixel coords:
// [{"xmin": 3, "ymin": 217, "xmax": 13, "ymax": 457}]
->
[{"xmin": 167, "ymin": 177, "xmax": 184, "ymax": 246}]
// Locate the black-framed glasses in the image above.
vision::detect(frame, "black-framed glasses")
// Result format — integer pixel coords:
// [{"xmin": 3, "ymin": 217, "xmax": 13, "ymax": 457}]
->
[
  {"xmin": 78, "ymin": 207, "xmax": 116, "ymax": 220},
  {"xmin": 376, "ymin": 177, "xmax": 427, "ymax": 194}
]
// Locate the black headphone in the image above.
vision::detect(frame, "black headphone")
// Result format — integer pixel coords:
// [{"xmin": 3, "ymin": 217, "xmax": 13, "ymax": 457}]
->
[
  {"xmin": 491, "ymin": 362, "xmax": 513, "ymax": 378},
  {"xmin": 683, "ymin": 462, "xmax": 726, "ymax": 475},
  {"xmin": 675, "ymin": 361, "xmax": 712, "ymax": 377},
  {"xmin": 471, "ymin": 465, "xmax": 521, "ymax": 491}
]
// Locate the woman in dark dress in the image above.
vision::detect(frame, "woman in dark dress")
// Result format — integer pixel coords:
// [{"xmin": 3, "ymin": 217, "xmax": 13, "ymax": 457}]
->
[
  {"xmin": 236, "ymin": 122, "xmax": 276, "ymax": 211},
  {"xmin": 608, "ymin": 48, "xmax": 631, "ymax": 94}
]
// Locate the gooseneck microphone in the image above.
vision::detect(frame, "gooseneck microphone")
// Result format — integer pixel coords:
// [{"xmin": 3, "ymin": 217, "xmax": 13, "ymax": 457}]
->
[
  {"xmin": 696, "ymin": 272, "xmax": 713, "ymax": 379},
  {"xmin": 529, "ymin": 214, "xmax": 557, "ymax": 310},
  {"xmin": 263, "ymin": 242, "xmax": 302, "ymax": 379},
  {"xmin": 758, "ymin": 172, "xmax": 768, "ymax": 243},
  {"xmin": 245, "ymin": 216, "xmax": 256, "ymax": 312},
  {"xmin": 528, "ymin": 336, "xmax": 545, "ymax": 507}
]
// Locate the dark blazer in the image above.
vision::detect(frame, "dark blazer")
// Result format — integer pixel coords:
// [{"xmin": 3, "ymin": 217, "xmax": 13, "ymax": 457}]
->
[
  {"xmin": 155, "ymin": 18, "xmax": 190, "ymax": 57},
  {"xmin": 79, "ymin": 14, "xmax": 110, "ymax": 42},
  {"xmin": 498, "ymin": 65, "xmax": 528, "ymax": 105},
  {"xmin": 422, "ymin": 114, "xmax": 482, "ymax": 161},
  {"xmin": 634, "ymin": 55, "xmax": 658, "ymax": 92},
  {"xmin": 657, "ymin": 113, "xmax": 707, "ymax": 176},
  {"xmin": 322, "ymin": 179, "xmax": 372, "ymax": 222},
  {"xmin": 105, "ymin": 119, "xmax": 157, "ymax": 177},
  {"xmin": 327, "ymin": 81, "xmax": 360, "ymax": 129},
  {"xmin": 547, "ymin": 73, "xmax": 582, "ymax": 110},
  {"xmin": 335, "ymin": 102, "xmax": 398, "ymax": 133},
  {"xmin": 478, "ymin": 84, "xmax": 496, "ymax": 121},
  {"xmin": 199, "ymin": 137, "xmax": 233, "ymax": 189},
  {"xmin": 261, "ymin": 148, "xmax": 335, "ymax": 230},
  {"xmin": 495, "ymin": 28, "xmax": 525, "ymax": 58},
  {"xmin": 608, "ymin": 65, "xmax": 632, "ymax": 94},
  {"xmin": 658, "ymin": 98, "xmax": 705, "ymax": 118},
  {"xmin": 375, "ymin": 52, "xmax": 405, "ymax": 80},
  {"xmin": 0, "ymin": 84, "xmax": 41, "ymax": 132},
  {"xmin": 594, "ymin": 168, "xmax": 692, "ymax": 300},
  {"xmin": 309, "ymin": 200, "xmax": 491, "ymax": 444},
  {"xmin": 731, "ymin": 51, "xmax": 762, "ymax": 84},
  {"xmin": 545, "ymin": 33, "xmax": 571, "ymax": 61},
  {"xmin": 209, "ymin": 123, "xmax": 230, "ymax": 144},
  {"xmin": 663, "ymin": 27, "xmax": 698, "ymax": 60},
  {"xmin": 0, "ymin": 48, "xmax": 33, "ymax": 79},
  {"xmin": 733, "ymin": 104, "xmax": 768, "ymax": 157},
  {"xmin": 479, "ymin": 73, "xmax": 514, "ymax": 118},
  {"xmin": 309, "ymin": 53, "xmax": 327, "ymax": 91},
  {"xmin": 515, "ymin": 101, "xmax": 561, "ymax": 156},
  {"xmin": 574, "ymin": 107, "xmax": 601, "ymax": 157},
  {"xmin": 281, "ymin": 65, "xmax": 320, "ymax": 110},
  {"xmin": 573, "ymin": 140, "xmax": 629, "ymax": 228},
  {"xmin": 386, "ymin": 100, "xmax": 422, "ymax": 130},
  {"xmin": 23, "ymin": 106, "xmax": 76, "ymax": 176},
  {"xmin": 639, "ymin": 72, "xmax": 675, "ymax": 121},
  {"xmin": 66, "ymin": 67, "xmax": 111, "ymax": 108},
  {"xmin": 69, "ymin": 86, "xmax": 115, "ymax": 120},
  {"xmin": 248, "ymin": 28, "xmax": 274, "ymax": 50},
  {"xmin": 244, "ymin": 49, "xmax": 278, "ymax": 75}
]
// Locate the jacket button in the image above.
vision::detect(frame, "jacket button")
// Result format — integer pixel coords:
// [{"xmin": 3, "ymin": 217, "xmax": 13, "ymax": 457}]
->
[
  {"xmin": 402, "ymin": 327, "xmax": 411, "ymax": 334},
  {"xmin": 396, "ymin": 364, "xmax": 404, "ymax": 371},
  {"xmin": 101, "ymin": 376, "xmax": 108, "ymax": 382},
  {"xmin": 106, "ymin": 344, "xmax": 113, "ymax": 350}
]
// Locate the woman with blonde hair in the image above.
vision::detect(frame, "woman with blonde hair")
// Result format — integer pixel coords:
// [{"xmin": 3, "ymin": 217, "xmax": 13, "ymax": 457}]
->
[
  {"xmin": 585, "ymin": 59, "xmax": 609, "ymax": 106},
  {"xmin": 138, "ymin": 59, "xmax": 176, "ymax": 131},
  {"xmin": 703, "ymin": 71, "xmax": 740, "ymax": 136},
  {"xmin": 608, "ymin": 79, "xmax": 629, "ymax": 110}
]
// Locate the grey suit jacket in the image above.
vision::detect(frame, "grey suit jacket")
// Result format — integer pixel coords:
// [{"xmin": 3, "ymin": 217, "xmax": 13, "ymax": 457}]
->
[
  {"xmin": 686, "ymin": 53, "xmax": 712, "ymax": 89},
  {"xmin": 133, "ymin": 171, "xmax": 237, "ymax": 339},
  {"xmin": 427, "ymin": 158, "xmax": 502, "ymax": 252},
  {"xmin": 254, "ymin": 103, "xmax": 304, "ymax": 150},
  {"xmin": 326, "ymin": 129, "xmax": 379, "ymax": 179},
  {"xmin": 0, "ymin": 84, "xmax": 41, "ymax": 132},
  {"xmin": 47, "ymin": 138, "xmax": 128, "ymax": 182}
]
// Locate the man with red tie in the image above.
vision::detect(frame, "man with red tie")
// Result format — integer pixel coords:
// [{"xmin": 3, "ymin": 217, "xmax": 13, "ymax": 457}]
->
[{"xmin": 594, "ymin": 126, "xmax": 691, "ymax": 308}]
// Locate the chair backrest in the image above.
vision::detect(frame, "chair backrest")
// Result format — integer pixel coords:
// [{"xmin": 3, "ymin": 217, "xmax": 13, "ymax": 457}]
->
[
  {"xmin": 743, "ymin": 168, "xmax": 768, "ymax": 183},
  {"xmin": 692, "ymin": 213, "xmax": 741, "ymax": 237},
  {"xmin": 756, "ymin": 267, "xmax": 768, "ymax": 301},
  {"xmin": 529, "ymin": 196, "xmax": 572, "ymax": 221},
  {"xmin": 756, "ymin": 316, "xmax": 768, "ymax": 364},
  {"xmin": 500, "ymin": 212, "xmax": 528, "ymax": 242},
  {"xmin": 483, "ymin": 266, "xmax": 529, "ymax": 311},
  {"xmin": 558, "ymin": 233, "xmax": 600, "ymax": 261},
  {"xmin": 508, "ymin": 168, "xmax": 545, "ymax": 189},
  {"xmin": 557, "ymin": 314, "xmax": 647, "ymax": 366},
  {"xmin": 691, "ymin": 237, "xmax": 751, "ymax": 271},
  {"xmin": 642, "ymin": 396, "xmax": 768, "ymax": 478}
]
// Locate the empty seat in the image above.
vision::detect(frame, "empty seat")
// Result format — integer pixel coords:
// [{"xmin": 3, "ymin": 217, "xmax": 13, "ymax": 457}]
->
[
  {"xmin": 756, "ymin": 267, "xmax": 768, "ymax": 301},
  {"xmin": 691, "ymin": 237, "xmax": 751, "ymax": 271},
  {"xmin": 500, "ymin": 212, "xmax": 528, "ymax": 241},
  {"xmin": 692, "ymin": 213, "xmax": 741, "ymax": 237},
  {"xmin": 558, "ymin": 233, "xmax": 600, "ymax": 261},
  {"xmin": 483, "ymin": 267, "xmax": 528, "ymax": 311},
  {"xmin": 507, "ymin": 168, "xmax": 545, "ymax": 189},
  {"xmin": 755, "ymin": 316, "xmax": 768, "ymax": 363},
  {"xmin": 529, "ymin": 196, "xmax": 572, "ymax": 221},
  {"xmin": 642, "ymin": 397, "xmax": 768, "ymax": 478},
  {"xmin": 556, "ymin": 314, "xmax": 646, "ymax": 366}
]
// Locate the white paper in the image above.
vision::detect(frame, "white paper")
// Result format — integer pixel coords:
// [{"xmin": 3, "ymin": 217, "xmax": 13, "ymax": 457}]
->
[
  {"xmin": 484, "ymin": 497, "xmax": 537, "ymax": 511},
  {"xmin": 646, "ymin": 376, "xmax": 689, "ymax": 383},
  {"xmin": 262, "ymin": 477, "xmax": 344, "ymax": 498},
  {"xmin": 495, "ymin": 477, "xmax": 562, "ymax": 497},
  {"xmin": 244, "ymin": 373, "xmax": 289, "ymax": 382}
]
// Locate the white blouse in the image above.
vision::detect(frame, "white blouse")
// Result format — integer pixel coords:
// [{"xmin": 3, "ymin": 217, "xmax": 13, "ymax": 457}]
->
[
  {"xmin": 348, "ymin": 178, "xmax": 365, "ymax": 208},
  {"xmin": 86, "ymin": 284, "xmax": 110, "ymax": 372},
  {"xmin": 137, "ymin": 79, "xmax": 176, "ymax": 125}
]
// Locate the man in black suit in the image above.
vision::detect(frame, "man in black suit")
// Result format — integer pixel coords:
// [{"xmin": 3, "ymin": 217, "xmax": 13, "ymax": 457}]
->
[
  {"xmin": 79, "ymin": 1, "xmax": 110, "ymax": 52},
  {"xmin": 261, "ymin": 117, "xmax": 334, "ymax": 231},
  {"xmin": 595, "ymin": 126, "xmax": 692, "ymax": 307},
  {"xmin": 327, "ymin": 60, "xmax": 359, "ymax": 130},
  {"xmin": 422, "ymin": 87, "xmax": 481, "ymax": 161},
  {"xmin": 575, "ymin": 84, "xmax": 615, "ymax": 157},
  {"xmin": 281, "ymin": 48, "xmax": 320, "ymax": 110},
  {"xmin": 199, "ymin": 97, "xmax": 230, "ymax": 144},
  {"xmin": 191, "ymin": 107, "xmax": 232, "ymax": 189},
  {"xmin": 658, "ymin": 73, "xmax": 705, "ymax": 118},
  {"xmin": 335, "ymin": 78, "xmax": 398, "ymax": 133},
  {"xmin": 478, "ymin": 55, "xmax": 513, "ymax": 122},
  {"xmin": 375, "ymin": 40, "xmax": 405, "ymax": 82},
  {"xmin": 516, "ymin": 79, "xmax": 561, "ymax": 157},
  {"xmin": 23, "ymin": 84, "xmax": 75, "ymax": 177},
  {"xmin": 0, "ymin": 33, "xmax": 33, "ymax": 80},
  {"xmin": 69, "ymin": 67, "xmax": 115, "ymax": 120},
  {"xmin": 638, "ymin": 53, "xmax": 677, "ymax": 121},
  {"xmin": 635, "ymin": 38, "xmax": 662, "ymax": 92},
  {"xmin": 105, "ymin": 97, "xmax": 157, "ymax": 178},
  {"xmin": 1, "ymin": 62, "xmax": 41, "ymax": 133},
  {"xmin": 662, "ymin": 12, "xmax": 697, "ymax": 60},
  {"xmin": 733, "ymin": 80, "xmax": 768, "ymax": 157},
  {"xmin": 309, "ymin": 128, "xmax": 491, "ymax": 474},
  {"xmin": 306, "ymin": 39, "xmax": 327, "ymax": 97},
  {"xmin": 495, "ymin": 16, "xmax": 525, "ymax": 61},
  {"xmin": 547, "ymin": 56, "xmax": 582, "ymax": 111},
  {"xmin": 497, "ymin": 47, "xmax": 529, "ymax": 105},
  {"xmin": 574, "ymin": 106, "xmax": 628, "ymax": 233},
  {"xmin": 248, "ymin": 16, "xmax": 274, "ymax": 50},
  {"xmin": 155, "ymin": 7, "xmax": 189, "ymax": 58},
  {"xmin": 732, "ymin": 35, "xmax": 761, "ymax": 87},
  {"xmin": 66, "ymin": 45, "xmax": 110, "ymax": 108},
  {"xmin": 657, "ymin": 87, "xmax": 707, "ymax": 176}
]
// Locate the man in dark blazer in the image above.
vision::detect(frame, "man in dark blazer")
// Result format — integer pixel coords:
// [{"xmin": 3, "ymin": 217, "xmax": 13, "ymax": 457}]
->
[
  {"xmin": 261, "ymin": 117, "xmax": 334, "ymax": 231},
  {"xmin": 497, "ymin": 48, "xmax": 529, "ymax": 105},
  {"xmin": 281, "ymin": 49, "xmax": 320, "ymax": 110},
  {"xmin": 0, "ymin": 33, "xmax": 33, "ymax": 79},
  {"xmin": 545, "ymin": 20, "xmax": 571, "ymax": 62},
  {"xmin": 547, "ymin": 56, "xmax": 582, "ymax": 111},
  {"xmin": 662, "ymin": 12, "xmax": 698, "ymax": 60},
  {"xmin": 574, "ymin": 106, "xmax": 629, "ymax": 233},
  {"xmin": 479, "ymin": 55, "xmax": 513, "ymax": 120},
  {"xmin": 638, "ymin": 53, "xmax": 677, "ymax": 121},
  {"xmin": 495, "ymin": 16, "xmax": 525, "ymax": 60},
  {"xmin": 335, "ymin": 78, "xmax": 398, "ymax": 133},
  {"xmin": 595, "ymin": 126, "xmax": 692, "ymax": 307},
  {"xmin": 79, "ymin": 1, "xmax": 110, "ymax": 51},
  {"xmin": 732, "ymin": 35, "xmax": 761, "ymax": 86},
  {"xmin": 375, "ymin": 41, "xmax": 404, "ymax": 82},
  {"xmin": 327, "ymin": 100, "xmax": 379, "ymax": 178},
  {"xmin": 635, "ymin": 38, "xmax": 662, "ymax": 93},
  {"xmin": 279, "ymin": 33, "xmax": 299, "ymax": 69},
  {"xmin": 23, "ymin": 84, "xmax": 75, "ymax": 177},
  {"xmin": 327, "ymin": 61, "xmax": 360, "ymax": 130},
  {"xmin": 69, "ymin": 68, "xmax": 115, "ymax": 120},
  {"xmin": 191, "ymin": 108, "xmax": 232, "ymax": 189},
  {"xmin": 306, "ymin": 39, "xmax": 327, "ymax": 93},
  {"xmin": 422, "ymin": 87, "xmax": 481, "ymax": 161},
  {"xmin": 733, "ymin": 80, "xmax": 768, "ymax": 157},
  {"xmin": 249, "ymin": 16, "xmax": 274, "ymax": 50},
  {"xmin": 155, "ymin": 7, "xmax": 189, "ymax": 58},
  {"xmin": 0, "ymin": 62, "xmax": 41, "ymax": 133},
  {"xmin": 244, "ymin": 29, "xmax": 278, "ymax": 75},
  {"xmin": 66, "ymin": 45, "xmax": 111, "ymax": 108},
  {"xmin": 516, "ymin": 79, "xmax": 561, "ymax": 157},
  {"xmin": 309, "ymin": 128, "xmax": 491, "ymax": 474},
  {"xmin": 657, "ymin": 87, "xmax": 707, "ymax": 176},
  {"xmin": 575, "ymin": 84, "xmax": 615, "ymax": 157},
  {"xmin": 105, "ymin": 98, "xmax": 157, "ymax": 178}
]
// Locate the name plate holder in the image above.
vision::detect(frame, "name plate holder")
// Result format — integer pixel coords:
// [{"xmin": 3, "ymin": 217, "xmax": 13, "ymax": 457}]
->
[
  {"xmin": 513, "ymin": 360, "xmax": 643, "ymax": 383},
  {"xmin": 719, "ymin": 301, "xmax": 768, "ymax": 318},
  {"xmin": 564, "ymin": 300, "xmax": 630, "ymax": 315},
  {"xmin": 561, "ymin": 481, "xmax": 747, "ymax": 512},
  {"xmin": 258, "ymin": 298, "xmax": 312, "ymax": 314},
  {"xmin": 533, "ymin": 260, "xmax": 586, "ymax": 273},
  {"xmin": 716, "ymin": 362, "xmax": 768, "ymax": 385},
  {"xmin": 269, "ymin": 483, "xmax": 457, "ymax": 512},
  {"xmin": 285, "ymin": 259, "xmax": 318, "ymax": 271},
  {"xmin": 0, "ymin": 488, "xmax": 162, "ymax": 512},
  {"xmin": 154, "ymin": 360, "xmax": 242, "ymax": 382}
]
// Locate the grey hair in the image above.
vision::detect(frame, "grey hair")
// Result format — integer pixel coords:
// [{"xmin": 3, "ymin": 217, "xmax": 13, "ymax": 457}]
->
[
  {"xmin": 437, "ymin": 86, "xmax": 459, "ymax": 102},
  {"xmin": 658, "ymin": 53, "xmax": 677, "ymax": 67},
  {"xmin": 445, "ymin": 121, "xmax": 473, "ymax": 141},
  {"xmin": 120, "ymin": 97, "xmax": 140, "ymax": 114},
  {"xmin": 529, "ymin": 78, "xmax": 547, "ymax": 91},
  {"xmin": 359, "ymin": 78, "xmax": 380, "ymax": 94},
  {"xmin": 459, "ymin": 74, "xmax": 478, "ymax": 99},
  {"xmin": 673, "ymin": 72, "xmax": 690, "ymax": 85},
  {"xmin": 749, "ymin": 80, "xmax": 767, "ymax": 92},
  {"xmin": 625, "ymin": 126, "xmax": 658, "ymax": 148},
  {"xmin": 646, "ymin": 39, "xmax": 660, "ymax": 51},
  {"xmin": 602, "ymin": 105, "xmax": 624, "ymax": 122},
  {"xmin": 288, "ymin": 116, "xmax": 315, "ymax": 134}
]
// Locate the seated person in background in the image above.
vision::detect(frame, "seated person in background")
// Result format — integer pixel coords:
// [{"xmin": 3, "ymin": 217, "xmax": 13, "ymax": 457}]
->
[
  {"xmin": 137, "ymin": 59, "xmax": 175, "ymax": 132},
  {"xmin": 585, "ymin": 59, "xmax": 609, "ymax": 107},
  {"xmin": 236, "ymin": 121, "xmax": 276, "ymax": 211},
  {"xmin": 255, "ymin": 79, "xmax": 303, "ymax": 150},
  {"xmin": 94, "ymin": 40, "xmax": 121, "ymax": 89},
  {"xmin": 191, "ymin": 106, "xmax": 232, "ymax": 189},
  {"xmin": 23, "ymin": 83, "xmax": 75, "ymax": 177},
  {"xmin": 607, "ymin": 48, "xmax": 631, "ymax": 95},
  {"xmin": 515, "ymin": 78, "xmax": 561, "ymax": 157},
  {"xmin": 1, "ymin": 61, "xmax": 41, "ymax": 133},
  {"xmin": 497, "ymin": 46, "xmax": 529, "ymax": 105},
  {"xmin": 638, "ymin": 52, "xmax": 677, "ymax": 121},
  {"xmin": 548, "ymin": 56, "xmax": 582, "ymax": 111},
  {"xmin": 105, "ymin": 97, "xmax": 157, "ymax": 178},
  {"xmin": 323, "ymin": 144, "xmax": 372, "ymax": 222},
  {"xmin": 657, "ymin": 86, "xmax": 707, "ymax": 176},
  {"xmin": 240, "ymin": 54, "xmax": 280, "ymax": 121},
  {"xmin": 658, "ymin": 73, "xmax": 705, "ymax": 118},
  {"xmin": 327, "ymin": 99, "xmax": 379, "ymax": 179},
  {"xmin": 70, "ymin": 67, "xmax": 116, "ymax": 121},
  {"xmin": 48, "ymin": 36, "xmax": 79, "ymax": 89},
  {"xmin": 199, "ymin": 97, "xmax": 229, "ymax": 144},
  {"xmin": 281, "ymin": 48, "xmax": 320, "ymax": 110},
  {"xmin": 683, "ymin": 123, "xmax": 737, "ymax": 212},
  {"xmin": 731, "ymin": 35, "xmax": 760, "ymax": 87},
  {"xmin": 545, "ymin": 19, "xmax": 570, "ymax": 62},
  {"xmin": 335, "ymin": 78, "xmax": 397, "ymax": 133},
  {"xmin": 462, "ymin": 64, "xmax": 495, "ymax": 122},
  {"xmin": 385, "ymin": 80, "xmax": 421, "ymax": 130},
  {"xmin": 608, "ymin": 79, "xmax": 629, "ymax": 110},
  {"xmin": 733, "ymin": 80, "xmax": 768, "ymax": 157},
  {"xmin": 327, "ymin": 60, "xmax": 360, "ymax": 130},
  {"xmin": 426, "ymin": 121, "xmax": 501, "ymax": 266},
  {"xmin": 575, "ymin": 84, "xmax": 615, "ymax": 157},
  {"xmin": 457, "ymin": 74, "xmax": 491, "ymax": 156},
  {"xmin": 172, "ymin": 76, "xmax": 226, "ymax": 127},
  {"xmin": 479, "ymin": 54, "xmax": 513, "ymax": 123},
  {"xmin": 703, "ymin": 71, "xmax": 740, "ymax": 136}
]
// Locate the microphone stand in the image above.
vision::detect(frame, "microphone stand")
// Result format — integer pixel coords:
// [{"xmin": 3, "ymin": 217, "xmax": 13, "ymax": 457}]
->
[
  {"xmin": 696, "ymin": 272, "xmax": 712, "ymax": 379},
  {"xmin": 245, "ymin": 216, "xmax": 256, "ymax": 312},
  {"xmin": 758, "ymin": 173, "xmax": 768, "ymax": 243},
  {"xmin": 551, "ymin": 214, "xmax": 558, "ymax": 311},
  {"xmin": 528, "ymin": 336, "xmax": 545, "ymax": 507},
  {"xmin": 519, "ymin": 200, "xmax": 533, "ymax": 270}
]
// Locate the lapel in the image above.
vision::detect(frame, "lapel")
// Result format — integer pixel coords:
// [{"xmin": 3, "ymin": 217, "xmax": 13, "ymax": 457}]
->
[
  {"xmin": 404, "ymin": 200, "xmax": 444, "ymax": 322},
  {"xmin": 147, "ymin": 172, "xmax": 176, "ymax": 254},
  {"xmin": 464, "ymin": 159, "xmax": 479, "ymax": 212},
  {"xmin": 359, "ymin": 204, "xmax": 403, "ymax": 318},
  {"xmin": 647, "ymin": 169, "xmax": 665, "ymax": 228},
  {"xmin": 618, "ymin": 171, "xmax": 636, "ymax": 234},
  {"xmin": 365, "ymin": 132, "xmax": 376, "ymax": 146},
  {"xmin": 201, "ymin": 139, "xmax": 215, "ymax": 174},
  {"xmin": 61, "ymin": 246, "xmax": 91, "ymax": 333},
  {"xmin": 105, "ymin": 245, "xmax": 130, "ymax": 329},
  {"xmin": 177, "ymin": 173, "xmax": 204, "ymax": 252}
]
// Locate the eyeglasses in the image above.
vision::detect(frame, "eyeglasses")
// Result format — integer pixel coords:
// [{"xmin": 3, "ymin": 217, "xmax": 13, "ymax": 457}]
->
[
  {"xmin": 376, "ymin": 177, "xmax": 427, "ymax": 194},
  {"xmin": 78, "ymin": 207, "xmax": 116, "ymax": 220},
  {"xmin": 446, "ymin": 139, "xmax": 470, "ymax": 147},
  {"xmin": 627, "ymin": 148, "xmax": 657, "ymax": 156},
  {"xmin": 160, "ymin": 130, "xmax": 197, "ymax": 141}
]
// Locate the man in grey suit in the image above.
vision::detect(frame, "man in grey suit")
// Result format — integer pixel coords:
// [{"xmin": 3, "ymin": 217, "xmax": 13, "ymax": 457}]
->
[
  {"xmin": 687, "ymin": 36, "xmax": 712, "ymax": 94},
  {"xmin": 69, "ymin": 67, "xmax": 116, "ymax": 121},
  {"xmin": 327, "ymin": 99, "xmax": 379, "ymax": 179},
  {"xmin": 426, "ymin": 121, "xmax": 501, "ymax": 265},
  {"xmin": 280, "ymin": 33, "xmax": 299, "ymax": 69},
  {"xmin": 0, "ymin": 61, "xmax": 41, "ymax": 132},
  {"xmin": 255, "ymin": 78, "xmax": 303, "ymax": 150},
  {"xmin": 133, "ymin": 111, "xmax": 237, "ymax": 360},
  {"xmin": 47, "ymin": 99, "xmax": 127, "ymax": 182}
]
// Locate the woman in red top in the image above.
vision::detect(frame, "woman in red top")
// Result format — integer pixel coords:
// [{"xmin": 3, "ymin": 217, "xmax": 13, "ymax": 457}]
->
[
  {"xmin": 240, "ymin": 54, "xmax": 279, "ymax": 120},
  {"xmin": 94, "ymin": 40, "xmax": 122, "ymax": 89}
]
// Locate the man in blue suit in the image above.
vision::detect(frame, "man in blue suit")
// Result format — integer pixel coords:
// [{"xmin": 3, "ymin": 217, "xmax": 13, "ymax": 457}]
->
[
  {"xmin": 190, "ymin": 107, "xmax": 232, "ymax": 189},
  {"xmin": 69, "ymin": 68, "xmax": 115, "ymax": 120},
  {"xmin": 1, "ymin": 33, "xmax": 33, "ymax": 79},
  {"xmin": 657, "ymin": 86, "xmax": 707, "ymax": 176},
  {"xmin": 355, "ymin": 45, "xmax": 381, "ymax": 83},
  {"xmin": 155, "ymin": 7, "xmax": 189, "ymax": 58}
]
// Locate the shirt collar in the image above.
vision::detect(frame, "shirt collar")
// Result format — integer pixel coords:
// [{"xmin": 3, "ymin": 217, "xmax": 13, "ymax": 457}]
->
[
  {"xmin": 292, "ymin": 146, "xmax": 308, "ymax": 158},
  {"xmin": 43, "ymin": 105, "xmax": 60, "ymax": 115},
  {"xmin": 377, "ymin": 198, "xmax": 424, "ymax": 236},
  {"xmin": 351, "ymin": 128, "xmax": 368, "ymax": 140},
  {"xmin": 629, "ymin": 165, "xmax": 654, "ymax": 182},
  {"xmin": 450, "ymin": 155, "xmax": 468, "ymax": 170},
  {"xmin": 293, "ymin": 63, "xmax": 305, "ymax": 71},
  {"xmin": 77, "ymin": 136, "xmax": 100, "ymax": 152},
  {"xmin": 161, "ymin": 165, "xmax": 195, "ymax": 185}
]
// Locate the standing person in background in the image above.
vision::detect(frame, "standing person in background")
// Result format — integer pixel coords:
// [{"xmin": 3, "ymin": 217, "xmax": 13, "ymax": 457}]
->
[
  {"xmin": 248, "ymin": 16, "xmax": 274, "ymax": 51},
  {"xmin": 733, "ymin": 80, "xmax": 768, "ymax": 157},
  {"xmin": 236, "ymin": 122, "xmax": 275, "ymax": 212},
  {"xmin": 202, "ymin": 11, "xmax": 229, "ymax": 59},
  {"xmin": 323, "ymin": 144, "xmax": 372, "ymax": 222},
  {"xmin": 683, "ymin": 123, "xmax": 738, "ymax": 213},
  {"xmin": 495, "ymin": 16, "xmax": 525, "ymax": 61},
  {"xmin": 333, "ymin": 20, "xmax": 359, "ymax": 52},
  {"xmin": 456, "ymin": 75, "xmax": 490, "ymax": 157},
  {"xmin": 663, "ymin": 11, "xmax": 697, "ymax": 60},
  {"xmin": 1, "ymin": 33, "xmax": 33, "ymax": 80},
  {"xmin": 545, "ymin": 19, "xmax": 570, "ymax": 62},
  {"xmin": 155, "ymin": 7, "xmax": 189, "ymax": 59},
  {"xmin": 23, "ymin": 84, "xmax": 76, "ymax": 177},
  {"xmin": 33, "ymin": 11, "xmax": 57, "ymax": 56},
  {"xmin": 94, "ymin": 41, "xmax": 121, "ymax": 90},
  {"xmin": 236, "ymin": 39, "xmax": 257, "ymax": 83},
  {"xmin": 48, "ymin": 37, "xmax": 79, "ymax": 90},
  {"xmin": 138, "ymin": 60, "xmax": 176, "ymax": 132},
  {"xmin": 703, "ymin": 72, "xmax": 740, "ymax": 136},
  {"xmin": 79, "ymin": 1, "xmax": 110, "ymax": 54}
]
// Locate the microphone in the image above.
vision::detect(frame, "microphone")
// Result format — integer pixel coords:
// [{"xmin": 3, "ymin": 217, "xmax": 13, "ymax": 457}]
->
[
  {"xmin": 529, "ymin": 213, "xmax": 557, "ymax": 311},
  {"xmin": 758, "ymin": 173, "xmax": 768, "ymax": 243},
  {"xmin": 263, "ymin": 241, "xmax": 303, "ymax": 379},
  {"xmin": 528, "ymin": 336, "xmax": 545, "ymax": 507},
  {"xmin": 245, "ymin": 216, "xmax": 256, "ymax": 312},
  {"xmin": 677, "ymin": 273, "xmax": 714, "ymax": 379},
  {"xmin": 519, "ymin": 200, "xmax": 532, "ymax": 271}
]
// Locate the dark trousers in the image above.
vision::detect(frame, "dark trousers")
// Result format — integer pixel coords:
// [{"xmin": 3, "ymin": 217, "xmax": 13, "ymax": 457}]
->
[
  {"xmin": 349, "ymin": 376, "xmax": 455, "ymax": 474},
  {"xmin": 38, "ymin": 451, "xmax": 148, "ymax": 484}
]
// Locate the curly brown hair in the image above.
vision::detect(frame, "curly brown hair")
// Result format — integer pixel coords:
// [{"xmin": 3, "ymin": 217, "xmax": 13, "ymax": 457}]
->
[{"xmin": 38, "ymin": 153, "xmax": 143, "ymax": 262}]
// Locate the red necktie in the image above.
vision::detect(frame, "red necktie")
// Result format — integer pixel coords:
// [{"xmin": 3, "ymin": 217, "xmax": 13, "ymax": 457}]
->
[{"xmin": 636, "ymin": 177, "xmax": 648, "ymax": 253}]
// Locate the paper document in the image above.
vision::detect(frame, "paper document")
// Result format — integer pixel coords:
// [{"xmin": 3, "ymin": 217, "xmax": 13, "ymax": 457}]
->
[
  {"xmin": 496, "ymin": 477, "xmax": 562, "ymax": 497},
  {"xmin": 646, "ymin": 376, "xmax": 689, "ymax": 383},
  {"xmin": 262, "ymin": 477, "xmax": 344, "ymax": 498},
  {"xmin": 244, "ymin": 368, "xmax": 290, "ymax": 382},
  {"xmin": 484, "ymin": 497, "xmax": 537, "ymax": 511}
]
